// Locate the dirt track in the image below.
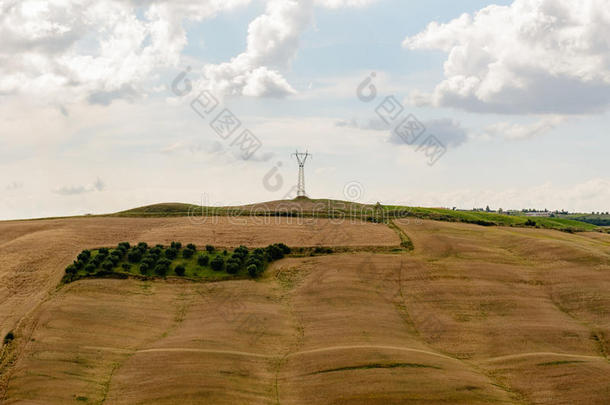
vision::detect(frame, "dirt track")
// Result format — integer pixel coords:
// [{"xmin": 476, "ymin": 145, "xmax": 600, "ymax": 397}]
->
[{"xmin": 1, "ymin": 217, "xmax": 610, "ymax": 404}]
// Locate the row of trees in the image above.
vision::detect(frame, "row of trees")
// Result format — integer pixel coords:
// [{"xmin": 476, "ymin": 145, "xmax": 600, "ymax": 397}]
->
[
  {"xmin": 65, "ymin": 242, "xmax": 131, "ymax": 278},
  {"xmin": 199, "ymin": 243, "xmax": 291, "ymax": 277},
  {"xmin": 65, "ymin": 242, "xmax": 291, "ymax": 281}
]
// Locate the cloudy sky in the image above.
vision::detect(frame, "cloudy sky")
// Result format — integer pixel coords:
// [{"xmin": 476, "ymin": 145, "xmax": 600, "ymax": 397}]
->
[{"xmin": 1, "ymin": 0, "xmax": 610, "ymax": 220}]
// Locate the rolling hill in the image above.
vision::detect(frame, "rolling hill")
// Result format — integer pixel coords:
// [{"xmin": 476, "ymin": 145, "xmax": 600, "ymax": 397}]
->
[
  {"xmin": 1, "ymin": 199, "xmax": 609, "ymax": 404},
  {"xmin": 113, "ymin": 198, "xmax": 601, "ymax": 232}
]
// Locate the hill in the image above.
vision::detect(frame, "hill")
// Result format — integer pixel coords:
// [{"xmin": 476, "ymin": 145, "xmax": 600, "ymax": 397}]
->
[
  {"xmin": 562, "ymin": 213, "xmax": 610, "ymax": 226},
  {"xmin": 114, "ymin": 198, "xmax": 601, "ymax": 232},
  {"xmin": 1, "ymin": 210, "xmax": 609, "ymax": 404}
]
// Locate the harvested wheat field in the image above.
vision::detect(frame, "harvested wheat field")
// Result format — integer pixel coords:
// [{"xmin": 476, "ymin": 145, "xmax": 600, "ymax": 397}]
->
[{"xmin": 1, "ymin": 214, "xmax": 610, "ymax": 404}]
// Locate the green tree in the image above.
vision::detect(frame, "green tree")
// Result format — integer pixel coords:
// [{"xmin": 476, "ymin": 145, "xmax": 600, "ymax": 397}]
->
[
  {"xmin": 266, "ymin": 244, "xmax": 284, "ymax": 261},
  {"xmin": 246, "ymin": 256, "xmax": 262, "ymax": 270},
  {"xmin": 182, "ymin": 248, "xmax": 195, "ymax": 259},
  {"xmin": 165, "ymin": 247, "xmax": 178, "ymax": 259},
  {"xmin": 174, "ymin": 265, "xmax": 186, "ymax": 276},
  {"xmin": 154, "ymin": 264, "xmax": 168, "ymax": 276},
  {"xmin": 197, "ymin": 254, "xmax": 209, "ymax": 266},
  {"xmin": 210, "ymin": 256, "xmax": 224, "ymax": 271},
  {"xmin": 277, "ymin": 243, "xmax": 291, "ymax": 254},
  {"xmin": 65, "ymin": 264, "xmax": 77, "ymax": 277},
  {"xmin": 77, "ymin": 250, "xmax": 91, "ymax": 263},
  {"xmin": 158, "ymin": 258, "xmax": 172, "ymax": 268},
  {"xmin": 128, "ymin": 249, "xmax": 142, "ymax": 263},
  {"xmin": 149, "ymin": 247, "xmax": 163, "ymax": 258},
  {"xmin": 226, "ymin": 258, "xmax": 240, "ymax": 274},
  {"xmin": 247, "ymin": 264, "xmax": 259, "ymax": 278},
  {"xmin": 141, "ymin": 257, "xmax": 155, "ymax": 268},
  {"xmin": 92, "ymin": 252, "xmax": 105, "ymax": 265}
]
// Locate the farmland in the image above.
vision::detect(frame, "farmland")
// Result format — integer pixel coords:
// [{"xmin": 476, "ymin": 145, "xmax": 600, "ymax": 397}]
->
[{"xmin": 1, "ymin": 201, "xmax": 609, "ymax": 404}]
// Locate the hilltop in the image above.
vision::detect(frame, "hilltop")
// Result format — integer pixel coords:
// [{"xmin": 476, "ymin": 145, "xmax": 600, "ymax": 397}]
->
[{"xmin": 113, "ymin": 198, "xmax": 601, "ymax": 233}]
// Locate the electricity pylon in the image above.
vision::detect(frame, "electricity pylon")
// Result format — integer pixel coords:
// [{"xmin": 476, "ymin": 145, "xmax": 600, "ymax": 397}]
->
[{"xmin": 292, "ymin": 150, "xmax": 311, "ymax": 198}]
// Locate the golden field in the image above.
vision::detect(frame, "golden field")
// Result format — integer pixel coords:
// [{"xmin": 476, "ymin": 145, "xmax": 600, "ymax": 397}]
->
[{"xmin": 1, "ymin": 214, "xmax": 609, "ymax": 404}]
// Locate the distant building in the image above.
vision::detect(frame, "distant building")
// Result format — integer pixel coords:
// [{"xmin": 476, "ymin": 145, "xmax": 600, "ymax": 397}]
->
[{"xmin": 524, "ymin": 212, "xmax": 552, "ymax": 217}]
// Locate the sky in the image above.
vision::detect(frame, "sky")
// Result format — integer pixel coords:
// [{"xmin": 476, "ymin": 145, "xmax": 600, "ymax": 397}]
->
[{"xmin": 1, "ymin": 0, "xmax": 610, "ymax": 220}]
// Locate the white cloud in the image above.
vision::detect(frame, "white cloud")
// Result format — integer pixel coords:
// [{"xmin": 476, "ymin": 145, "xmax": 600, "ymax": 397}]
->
[
  {"xmin": 485, "ymin": 115, "xmax": 566, "ymax": 140},
  {"xmin": 198, "ymin": 0, "xmax": 382, "ymax": 98},
  {"xmin": 315, "ymin": 0, "xmax": 381, "ymax": 8},
  {"xmin": 53, "ymin": 177, "xmax": 105, "ymax": 195},
  {"xmin": 199, "ymin": 0, "xmax": 313, "ymax": 98},
  {"xmin": 403, "ymin": 0, "xmax": 610, "ymax": 114},
  {"xmin": 0, "ymin": 0, "xmax": 383, "ymax": 103},
  {"xmin": 0, "ymin": 0, "xmax": 251, "ymax": 104}
]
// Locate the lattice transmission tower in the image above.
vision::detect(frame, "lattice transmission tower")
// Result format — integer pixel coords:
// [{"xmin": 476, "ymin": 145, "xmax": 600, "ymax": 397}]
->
[{"xmin": 292, "ymin": 150, "xmax": 312, "ymax": 198}]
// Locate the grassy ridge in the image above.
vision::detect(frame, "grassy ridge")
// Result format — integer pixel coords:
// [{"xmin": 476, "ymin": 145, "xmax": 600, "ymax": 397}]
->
[
  {"xmin": 112, "ymin": 200, "xmax": 600, "ymax": 233},
  {"xmin": 114, "ymin": 203, "xmax": 220, "ymax": 217},
  {"xmin": 562, "ymin": 214, "xmax": 610, "ymax": 226},
  {"xmin": 382, "ymin": 206, "xmax": 599, "ymax": 232}
]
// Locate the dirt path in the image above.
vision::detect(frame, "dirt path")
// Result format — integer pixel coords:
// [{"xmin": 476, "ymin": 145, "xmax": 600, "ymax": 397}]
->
[{"xmin": 482, "ymin": 351, "xmax": 607, "ymax": 363}]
